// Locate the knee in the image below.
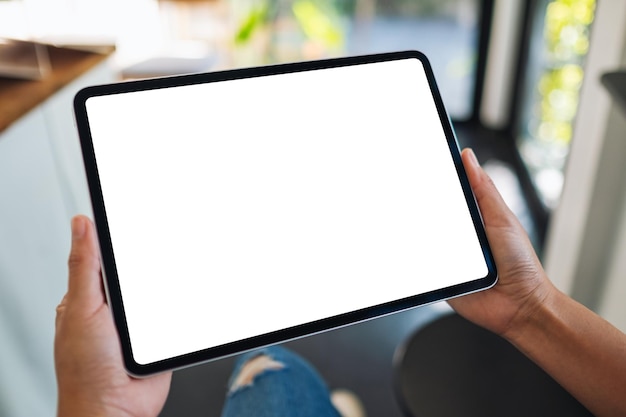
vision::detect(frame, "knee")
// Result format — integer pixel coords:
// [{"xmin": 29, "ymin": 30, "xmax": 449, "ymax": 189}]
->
[{"xmin": 229, "ymin": 353, "xmax": 286, "ymax": 393}]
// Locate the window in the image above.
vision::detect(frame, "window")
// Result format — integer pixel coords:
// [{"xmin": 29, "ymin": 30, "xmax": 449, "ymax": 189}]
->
[{"xmin": 516, "ymin": 0, "xmax": 596, "ymax": 209}]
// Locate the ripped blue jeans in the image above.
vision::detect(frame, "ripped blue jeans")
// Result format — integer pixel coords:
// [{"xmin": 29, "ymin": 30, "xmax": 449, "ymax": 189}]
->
[{"xmin": 221, "ymin": 346, "xmax": 341, "ymax": 417}]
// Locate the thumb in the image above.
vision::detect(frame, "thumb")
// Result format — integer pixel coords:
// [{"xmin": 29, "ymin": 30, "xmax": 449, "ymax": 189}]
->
[
  {"xmin": 67, "ymin": 215, "xmax": 105, "ymax": 309},
  {"xmin": 461, "ymin": 148, "xmax": 518, "ymax": 230}
]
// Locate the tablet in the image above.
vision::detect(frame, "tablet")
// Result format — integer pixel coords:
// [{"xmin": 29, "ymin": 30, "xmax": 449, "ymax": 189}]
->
[{"xmin": 74, "ymin": 50, "xmax": 497, "ymax": 376}]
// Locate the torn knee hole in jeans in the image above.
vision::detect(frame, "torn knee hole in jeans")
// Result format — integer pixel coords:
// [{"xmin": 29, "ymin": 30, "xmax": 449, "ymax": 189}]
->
[{"xmin": 229, "ymin": 354, "xmax": 286, "ymax": 394}]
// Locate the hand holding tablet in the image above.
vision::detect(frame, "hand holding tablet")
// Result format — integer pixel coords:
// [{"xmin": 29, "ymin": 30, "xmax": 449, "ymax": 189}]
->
[{"xmin": 73, "ymin": 51, "xmax": 497, "ymax": 375}]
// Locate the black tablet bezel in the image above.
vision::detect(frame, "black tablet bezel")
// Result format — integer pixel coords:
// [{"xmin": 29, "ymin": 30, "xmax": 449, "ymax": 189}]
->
[{"xmin": 74, "ymin": 50, "xmax": 497, "ymax": 376}]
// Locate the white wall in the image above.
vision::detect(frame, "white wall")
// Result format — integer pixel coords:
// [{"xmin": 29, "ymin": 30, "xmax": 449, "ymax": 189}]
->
[
  {"xmin": 0, "ymin": 62, "xmax": 115, "ymax": 417},
  {"xmin": 0, "ymin": 103, "xmax": 69, "ymax": 417}
]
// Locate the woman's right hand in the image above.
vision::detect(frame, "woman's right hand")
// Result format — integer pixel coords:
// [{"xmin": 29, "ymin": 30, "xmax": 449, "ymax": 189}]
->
[{"xmin": 447, "ymin": 149, "xmax": 555, "ymax": 339}]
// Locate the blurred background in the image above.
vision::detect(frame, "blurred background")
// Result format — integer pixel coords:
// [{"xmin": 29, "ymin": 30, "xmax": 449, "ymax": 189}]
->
[{"xmin": 2, "ymin": 0, "xmax": 626, "ymax": 416}]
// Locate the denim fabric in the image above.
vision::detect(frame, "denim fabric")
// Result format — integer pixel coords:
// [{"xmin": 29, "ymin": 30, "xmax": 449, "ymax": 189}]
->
[{"xmin": 221, "ymin": 346, "xmax": 341, "ymax": 417}]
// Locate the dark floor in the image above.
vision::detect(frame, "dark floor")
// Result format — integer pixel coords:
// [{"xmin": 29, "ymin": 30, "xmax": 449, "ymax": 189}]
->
[{"xmin": 159, "ymin": 124, "xmax": 538, "ymax": 417}]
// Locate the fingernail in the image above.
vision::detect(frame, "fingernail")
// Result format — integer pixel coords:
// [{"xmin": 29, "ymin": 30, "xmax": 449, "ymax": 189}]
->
[
  {"xmin": 71, "ymin": 216, "xmax": 86, "ymax": 240},
  {"xmin": 466, "ymin": 148, "xmax": 479, "ymax": 167}
]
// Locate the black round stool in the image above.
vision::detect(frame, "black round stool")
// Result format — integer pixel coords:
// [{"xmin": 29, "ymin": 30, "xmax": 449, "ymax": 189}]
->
[{"xmin": 394, "ymin": 313, "xmax": 592, "ymax": 417}]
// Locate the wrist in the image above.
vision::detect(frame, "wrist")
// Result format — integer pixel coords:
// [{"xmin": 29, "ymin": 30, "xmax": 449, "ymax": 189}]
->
[
  {"xmin": 501, "ymin": 276, "xmax": 559, "ymax": 344},
  {"xmin": 57, "ymin": 393, "xmax": 133, "ymax": 417},
  {"xmin": 58, "ymin": 398, "xmax": 103, "ymax": 417}
]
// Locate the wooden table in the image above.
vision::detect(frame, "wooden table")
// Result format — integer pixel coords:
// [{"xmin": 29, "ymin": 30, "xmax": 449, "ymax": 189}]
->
[{"xmin": 0, "ymin": 44, "xmax": 114, "ymax": 133}]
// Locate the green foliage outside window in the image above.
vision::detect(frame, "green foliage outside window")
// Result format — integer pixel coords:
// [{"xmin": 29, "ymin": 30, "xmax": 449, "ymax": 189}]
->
[
  {"xmin": 537, "ymin": 0, "xmax": 594, "ymax": 145},
  {"xmin": 520, "ymin": 0, "xmax": 596, "ymax": 208},
  {"xmin": 232, "ymin": 0, "xmax": 346, "ymax": 65}
]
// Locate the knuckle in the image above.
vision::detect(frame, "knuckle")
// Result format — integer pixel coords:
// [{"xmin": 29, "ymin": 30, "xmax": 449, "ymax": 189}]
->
[
  {"xmin": 67, "ymin": 249, "xmax": 98, "ymax": 271},
  {"xmin": 55, "ymin": 303, "xmax": 66, "ymax": 327},
  {"xmin": 67, "ymin": 250, "xmax": 84, "ymax": 270}
]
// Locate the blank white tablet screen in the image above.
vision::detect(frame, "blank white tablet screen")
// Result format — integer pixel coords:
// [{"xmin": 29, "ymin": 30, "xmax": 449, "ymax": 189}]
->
[{"xmin": 85, "ymin": 57, "xmax": 488, "ymax": 365}]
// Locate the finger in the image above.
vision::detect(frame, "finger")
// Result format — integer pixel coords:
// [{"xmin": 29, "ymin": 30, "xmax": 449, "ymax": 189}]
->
[
  {"xmin": 67, "ymin": 215, "xmax": 105, "ymax": 308},
  {"xmin": 461, "ymin": 148, "xmax": 518, "ymax": 229}
]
